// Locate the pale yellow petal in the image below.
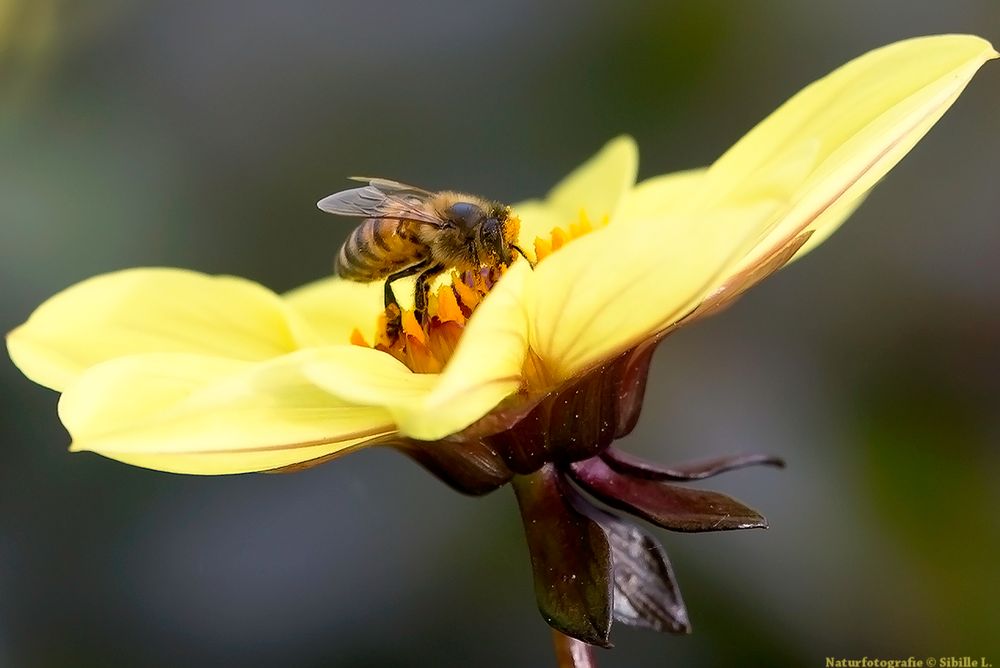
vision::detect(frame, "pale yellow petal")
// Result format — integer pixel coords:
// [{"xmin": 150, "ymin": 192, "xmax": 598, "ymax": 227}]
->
[
  {"xmin": 546, "ymin": 135, "xmax": 638, "ymax": 222},
  {"xmin": 510, "ymin": 137, "xmax": 639, "ymax": 262},
  {"xmin": 100, "ymin": 445, "xmax": 380, "ymax": 475},
  {"xmin": 617, "ymin": 168, "xmax": 707, "ymax": 222},
  {"xmin": 61, "ymin": 349, "xmax": 397, "ymax": 475},
  {"xmin": 687, "ymin": 189, "xmax": 872, "ymax": 320},
  {"xmin": 305, "ymin": 344, "xmax": 440, "ymax": 406},
  {"xmin": 528, "ymin": 202, "xmax": 780, "ymax": 383},
  {"xmin": 787, "ymin": 190, "xmax": 869, "ymax": 262},
  {"xmin": 694, "ymin": 35, "xmax": 997, "ymax": 275},
  {"xmin": 8, "ymin": 268, "xmax": 316, "ymax": 392},
  {"xmin": 284, "ymin": 275, "xmax": 385, "ymax": 344}
]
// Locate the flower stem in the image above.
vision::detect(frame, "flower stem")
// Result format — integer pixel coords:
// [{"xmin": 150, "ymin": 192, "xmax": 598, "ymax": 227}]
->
[{"xmin": 551, "ymin": 630, "xmax": 597, "ymax": 668}]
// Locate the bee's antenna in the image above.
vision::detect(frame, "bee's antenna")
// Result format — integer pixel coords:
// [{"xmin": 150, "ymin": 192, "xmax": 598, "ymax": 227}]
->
[{"xmin": 510, "ymin": 244, "xmax": 535, "ymax": 269}]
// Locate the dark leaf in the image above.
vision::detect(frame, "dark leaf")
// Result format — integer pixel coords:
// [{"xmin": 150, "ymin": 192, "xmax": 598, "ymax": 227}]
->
[
  {"xmin": 512, "ymin": 465, "xmax": 613, "ymax": 647},
  {"xmin": 601, "ymin": 447, "xmax": 784, "ymax": 481},
  {"xmin": 569, "ymin": 457, "xmax": 768, "ymax": 532}
]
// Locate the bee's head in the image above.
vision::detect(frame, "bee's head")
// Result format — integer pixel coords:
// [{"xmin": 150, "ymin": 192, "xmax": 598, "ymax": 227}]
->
[
  {"xmin": 478, "ymin": 214, "xmax": 512, "ymax": 265},
  {"xmin": 447, "ymin": 201, "xmax": 517, "ymax": 267},
  {"xmin": 481, "ymin": 205, "xmax": 519, "ymax": 266}
]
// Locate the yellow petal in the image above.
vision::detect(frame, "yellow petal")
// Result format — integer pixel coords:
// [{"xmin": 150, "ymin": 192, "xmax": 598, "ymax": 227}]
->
[
  {"xmin": 695, "ymin": 35, "xmax": 997, "ymax": 274},
  {"xmin": 61, "ymin": 349, "xmax": 399, "ymax": 475},
  {"xmin": 305, "ymin": 344, "xmax": 440, "ymax": 406},
  {"xmin": 528, "ymin": 201, "xmax": 781, "ymax": 383},
  {"xmin": 787, "ymin": 189, "xmax": 869, "ymax": 262},
  {"xmin": 512, "ymin": 136, "xmax": 639, "ymax": 260},
  {"xmin": 547, "ymin": 135, "xmax": 638, "ymax": 221},
  {"xmin": 617, "ymin": 168, "xmax": 707, "ymax": 222},
  {"xmin": 7, "ymin": 268, "xmax": 315, "ymax": 392},
  {"xmin": 284, "ymin": 275, "xmax": 385, "ymax": 344},
  {"xmin": 688, "ymin": 189, "xmax": 872, "ymax": 321}
]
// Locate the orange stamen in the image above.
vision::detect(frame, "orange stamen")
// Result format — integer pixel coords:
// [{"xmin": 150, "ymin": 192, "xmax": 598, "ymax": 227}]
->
[
  {"xmin": 533, "ymin": 210, "xmax": 601, "ymax": 264},
  {"xmin": 436, "ymin": 285, "xmax": 466, "ymax": 325},
  {"xmin": 401, "ymin": 310, "xmax": 426, "ymax": 345},
  {"xmin": 402, "ymin": 338, "xmax": 441, "ymax": 374},
  {"xmin": 349, "ymin": 328, "xmax": 370, "ymax": 347},
  {"xmin": 534, "ymin": 237, "xmax": 552, "ymax": 261},
  {"xmin": 451, "ymin": 277, "xmax": 482, "ymax": 313},
  {"xmin": 550, "ymin": 227, "xmax": 568, "ymax": 251}
]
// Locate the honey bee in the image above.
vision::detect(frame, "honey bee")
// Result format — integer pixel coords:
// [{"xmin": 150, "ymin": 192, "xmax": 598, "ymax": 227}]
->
[{"xmin": 318, "ymin": 177, "xmax": 529, "ymax": 330}]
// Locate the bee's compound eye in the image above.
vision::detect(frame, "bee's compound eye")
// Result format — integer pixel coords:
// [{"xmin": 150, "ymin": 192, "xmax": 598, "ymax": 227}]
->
[
  {"xmin": 479, "ymin": 217, "xmax": 511, "ymax": 265},
  {"xmin": 445, "ymin": 202, "xmax": 484, "ymax": 229}
]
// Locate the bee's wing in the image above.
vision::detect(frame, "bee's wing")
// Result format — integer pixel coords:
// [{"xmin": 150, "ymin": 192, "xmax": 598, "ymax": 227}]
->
[
  {"xmin": 317, "ymin": 178, "xmax": 444, "ymax": 226},
  {"xmin": 347, "ymin": 176, "xmax": 434, "ymax": 197}
]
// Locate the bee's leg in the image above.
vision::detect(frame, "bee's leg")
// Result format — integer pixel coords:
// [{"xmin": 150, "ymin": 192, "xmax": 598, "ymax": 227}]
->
[
  {"xmin": 384, "ymin": 260, "xmax": 430, "ymax": 340},
  {"xmin": 413, "ymin": 263, "xmax": 446, "ymax": 326},
  {"xmin": 385, "ymin": 261, "xmax": 431, "ymax": 309}
]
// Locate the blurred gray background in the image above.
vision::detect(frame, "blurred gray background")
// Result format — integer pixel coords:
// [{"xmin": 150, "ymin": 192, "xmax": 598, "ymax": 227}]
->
[{"xmin": 2, "ymin": 2, "xmax": 998, "ymax": 666}]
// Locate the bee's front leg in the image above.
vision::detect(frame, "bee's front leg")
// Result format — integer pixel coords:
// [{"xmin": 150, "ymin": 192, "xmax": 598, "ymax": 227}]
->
[{"xmin": 413, "ymin": 263, "xmax": 446, "ymax": 326}]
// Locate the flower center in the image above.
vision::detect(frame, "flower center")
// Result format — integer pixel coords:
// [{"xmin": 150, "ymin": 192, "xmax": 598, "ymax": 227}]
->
[{"xmin": 350, "ymin": 211, "xmax": 600, "ymax": 373}]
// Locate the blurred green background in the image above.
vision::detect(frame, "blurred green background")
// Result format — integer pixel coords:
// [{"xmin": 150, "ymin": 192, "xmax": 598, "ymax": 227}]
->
[{"xmin": 2, "ymin": 2, "xmax": 998, "ymax": 666}]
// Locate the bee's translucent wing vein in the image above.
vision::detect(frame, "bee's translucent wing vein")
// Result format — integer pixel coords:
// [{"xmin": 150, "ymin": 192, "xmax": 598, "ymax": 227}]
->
[{"xmin": 317, "ymin": 180, "xmax": 443, "ymax": 226}]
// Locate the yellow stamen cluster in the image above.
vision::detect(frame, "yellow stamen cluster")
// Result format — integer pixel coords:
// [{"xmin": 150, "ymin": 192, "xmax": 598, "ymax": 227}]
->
[
  {"xmin": 533, "ymin": 211, "xmax": 597, "ymax": 262},
  {"xmin": 350, "ymin": 210, "xmax": 600, "ymax": 373}
]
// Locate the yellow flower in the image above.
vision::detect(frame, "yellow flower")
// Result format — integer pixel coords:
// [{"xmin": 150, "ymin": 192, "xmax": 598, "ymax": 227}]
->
[{"xmin": 7, "ymin": 34, "xmax": 997, "ymax": 478}]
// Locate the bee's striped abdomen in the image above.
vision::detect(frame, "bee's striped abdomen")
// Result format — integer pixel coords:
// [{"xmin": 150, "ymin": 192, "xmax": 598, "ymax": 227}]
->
[{"xmin": 336, "ymin": 217, "xmax": 425, "ymax": 281}]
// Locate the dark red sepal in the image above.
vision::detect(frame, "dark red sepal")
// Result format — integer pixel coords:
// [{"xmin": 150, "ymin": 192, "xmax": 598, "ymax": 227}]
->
[
  {"xmin": 512, "ymin": 464, "xmax": 613, "ymax": 647},
  {"xmin": 568, "ymin": 457, "xmax": 768, "ymax": 532},
  {"xmin": 585, "ymin": 505, "xmax": 691, "ymax": 634},
  {"xmin": 388, "ymin": 438, "xmax": 513, "ymax": 496},
  {"xmin": 600, "ymin": 447, "xmax": 785, "ymax": 481}
]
